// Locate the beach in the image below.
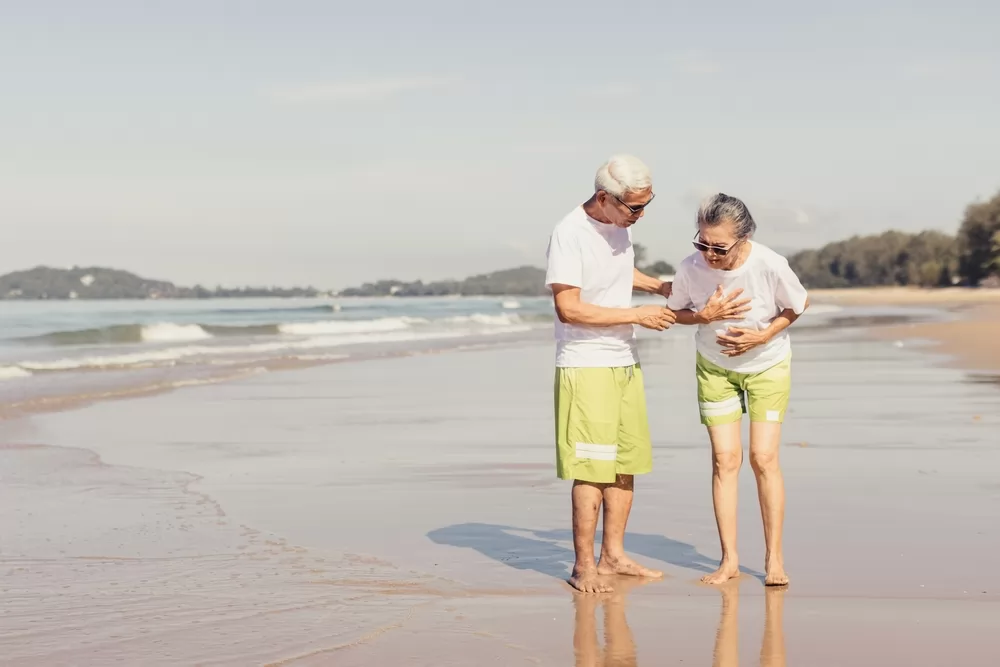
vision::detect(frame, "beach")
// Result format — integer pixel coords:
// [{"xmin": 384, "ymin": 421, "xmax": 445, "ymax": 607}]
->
[{"xmin": 2, "ymin": 292, "xmax": 1000, "ymax": 665}]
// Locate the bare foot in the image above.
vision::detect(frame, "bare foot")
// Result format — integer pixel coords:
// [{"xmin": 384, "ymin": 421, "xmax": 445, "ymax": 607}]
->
[
  {"xmin": 597, "ymin": 554, "xmax": 664, "ymax": 579},
  {"xmin": 700, "ymin": 559, "xmax": 741, "ymax": 585},
  {"xmin": 764, "ymin": 555, "xmax": 789, "ymax": 586},
  {"xmin": 569, "ymin": 566, "xmax": 614, "ymax": 593}
]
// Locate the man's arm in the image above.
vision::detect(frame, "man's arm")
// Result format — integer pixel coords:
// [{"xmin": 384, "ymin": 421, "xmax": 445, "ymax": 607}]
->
[
  {"xmin": 551, "ymin": 284, "xmax": 674, "ymax": 330},
  {"xmin": 633, "ymin": 267, "xmax": 671, "ymax": 298}
]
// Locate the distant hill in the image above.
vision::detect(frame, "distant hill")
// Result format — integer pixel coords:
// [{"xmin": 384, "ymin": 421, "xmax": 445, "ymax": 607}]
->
[
  {"xmin": 0, "ymin": 266, "xmax": 322, "ymax": 300},
  {"xmin": 338, "ymin": 265, "xmax": 548, "ymax": 297}
]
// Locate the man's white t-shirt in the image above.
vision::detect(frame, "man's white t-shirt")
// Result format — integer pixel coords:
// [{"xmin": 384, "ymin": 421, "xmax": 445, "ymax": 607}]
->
[
  {"xmin": 666, "ymin": 242, "xmax": 808, "ymax": 373},
  {"xmin": 544, "ymin": 206, "xmax": 638, "ymax": 368}
]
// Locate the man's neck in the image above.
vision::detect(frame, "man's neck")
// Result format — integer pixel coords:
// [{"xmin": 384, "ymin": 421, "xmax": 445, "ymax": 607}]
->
[{"xmin": 582, "ymin": 195, "xmax": 613, "ymax": 225}]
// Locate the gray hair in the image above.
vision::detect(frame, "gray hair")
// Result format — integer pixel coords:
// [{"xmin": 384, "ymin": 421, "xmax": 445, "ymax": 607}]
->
[
  {"xmin": 594, "ymin": 154, "xmax": 652, "ymax": 197},
  {"xmin": 697, "ymin": 193, "xmax": 757, "ymax": 238}
]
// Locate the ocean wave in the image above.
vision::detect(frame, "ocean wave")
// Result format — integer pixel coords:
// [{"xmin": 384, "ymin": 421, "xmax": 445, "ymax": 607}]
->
[
  {"xmin": 277, "ymin": 317, "xmax": 427, "ymax": 336},
  {"xmin": 20, "ymin": 313, "xmax": 533, "ymax": 346},
  {"xmin": 0, "ymin": 366, "xmax": 32, "ymax": 380},
  {"xmin": 14, "ymin": 324, "xmax": 532, "ymax": 373}
]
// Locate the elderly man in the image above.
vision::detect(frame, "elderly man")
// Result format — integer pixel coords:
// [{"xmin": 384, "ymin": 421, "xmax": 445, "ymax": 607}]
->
[{"xmin": 544, "ymin": 154, "xmax": 675, "ymax": 593}]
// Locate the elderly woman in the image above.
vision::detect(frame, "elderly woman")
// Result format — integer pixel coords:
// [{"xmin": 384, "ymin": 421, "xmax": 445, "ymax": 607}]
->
[{"xmin": 666, "ymin": 193, "xmax": 809, "ymax": 586}]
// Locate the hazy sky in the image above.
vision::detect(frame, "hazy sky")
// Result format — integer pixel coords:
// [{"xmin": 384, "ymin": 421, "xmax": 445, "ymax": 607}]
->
[{"xmin": 3, "ymin": 1, "xmax": 999, "ymax": 289}]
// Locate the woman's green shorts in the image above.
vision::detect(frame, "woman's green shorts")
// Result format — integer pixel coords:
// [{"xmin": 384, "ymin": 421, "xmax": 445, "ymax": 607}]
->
[{"xmin": 696, "ymin": 353, "xmax": 792, "ymax": 427}]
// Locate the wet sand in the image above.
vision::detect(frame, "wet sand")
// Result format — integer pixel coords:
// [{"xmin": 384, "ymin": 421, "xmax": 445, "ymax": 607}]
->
[{"xmin": 2, "ymin": 314, "xmax": 1000, "ymax": 664}]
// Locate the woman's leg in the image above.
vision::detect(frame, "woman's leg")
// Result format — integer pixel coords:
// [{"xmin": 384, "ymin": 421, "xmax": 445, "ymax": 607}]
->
[
  {"xmin": 749, "ymin": 421, "xmax": 788, "ymax": 585},
  {"xmin": 745, "ymin": 355, "xmax": 792, "ymax": 586},
  {"xmin": 702, "ymin": 420, "xmax": 743, "ymax": 584}
]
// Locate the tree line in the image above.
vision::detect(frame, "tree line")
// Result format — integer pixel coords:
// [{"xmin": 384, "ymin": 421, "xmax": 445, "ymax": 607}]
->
[{"xmin": 788, "ymin": 190, "xmax": 1000, "ymax": 288}]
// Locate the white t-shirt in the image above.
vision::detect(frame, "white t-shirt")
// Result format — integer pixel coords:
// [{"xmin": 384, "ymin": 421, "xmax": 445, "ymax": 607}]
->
[
  {"xmin": 544, "ymin": 206, "xmax": 638, "ymax": 368},
  {"xmin": 666, "ymin": 242, "xmax": 808, "ymax": 373}
]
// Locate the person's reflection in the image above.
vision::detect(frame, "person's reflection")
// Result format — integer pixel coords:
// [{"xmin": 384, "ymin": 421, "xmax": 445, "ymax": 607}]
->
[
  {"xmin": 573, "ymin": 578, "xmax": 648, "ymax": 666},
  {"xmin": 712, "ymin": 581, "xmax": 787, "ymax": 667}
]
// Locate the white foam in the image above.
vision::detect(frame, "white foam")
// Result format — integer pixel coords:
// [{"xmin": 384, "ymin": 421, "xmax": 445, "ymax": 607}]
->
[
  {"xmin": 502, "ymin": 300, "xmax": 521, "ymax": 310},
  {"xmin": 141, "ymin": 323, "xmax": 213, "ymax": 342},
  {"xmin": 445, "ymin": 313, "xmax": 522, "ymax": 326},
  {"xmin": 0, "ymin": 366, "xmax": 32, "ymax": 380},
  {"xmin": 278, "ymin": 317, "xmax": 425, "ymax": 336}
]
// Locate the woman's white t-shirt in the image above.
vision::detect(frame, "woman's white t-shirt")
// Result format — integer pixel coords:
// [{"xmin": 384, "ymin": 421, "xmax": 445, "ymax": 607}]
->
[{"xmin": 666, "ymin": 242, "xmax": 808, "ymax": 373}]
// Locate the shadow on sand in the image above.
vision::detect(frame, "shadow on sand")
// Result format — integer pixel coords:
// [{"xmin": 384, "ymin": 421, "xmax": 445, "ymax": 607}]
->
[{"xmin": 426, "ymin": 522, "xmax": 764, "ymax": 581}]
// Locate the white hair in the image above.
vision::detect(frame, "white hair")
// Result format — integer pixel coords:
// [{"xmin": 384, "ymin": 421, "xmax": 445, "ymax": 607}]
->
[{"xmin": 594, "ymin": 154, "xmax": 652, "ymax": 197}]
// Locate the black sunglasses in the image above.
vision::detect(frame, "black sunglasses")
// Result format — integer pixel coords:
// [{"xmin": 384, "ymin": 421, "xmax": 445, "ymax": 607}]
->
[
  {"xmin": 609, "ymin": 192, "xmax": 655, "ymax": 215},
  {"xmin": 692, "ymin": 233, "xmax": 743, "ymax": 256}
]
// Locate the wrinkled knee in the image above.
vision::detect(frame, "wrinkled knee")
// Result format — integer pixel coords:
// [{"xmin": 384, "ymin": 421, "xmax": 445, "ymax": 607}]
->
[
  {"xmin": 712, "ymin": 450, "xmax": 742, "ymax": 476},
  {"xmin": 750, "ymin": 449, "xmax": 779, "ymax": 475}
]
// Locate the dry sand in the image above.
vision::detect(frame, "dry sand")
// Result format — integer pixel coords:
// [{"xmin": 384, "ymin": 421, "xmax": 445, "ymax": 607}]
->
[{"xmin": 2, "ymin": 313, "xmax": 1000, "ymax": 665}]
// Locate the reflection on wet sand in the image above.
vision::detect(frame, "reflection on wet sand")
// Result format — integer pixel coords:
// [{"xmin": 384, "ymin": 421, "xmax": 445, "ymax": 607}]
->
[
  {"xmin": 713, "ymin": 581, "xmax": 787, "ymax": 667},
  {"xmin": 572, "ymin": 578, "xmax": 647, "ymax": 666}
]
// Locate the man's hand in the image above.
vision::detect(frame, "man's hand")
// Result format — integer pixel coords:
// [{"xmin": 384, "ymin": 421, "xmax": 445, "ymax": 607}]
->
[
  {"xmin": 697, "ymin": 286, "xmax": 751, "ymax": 324},
  {"xmin": 717, "ymin": 327, "xmax": 769, "ymax": 356},
  {"xmin": 634, "ymin": 305, "xmax": 676, "ymax": 331},
  {"xmin": 656, "ymin": 281, "xmax": 672, "ymax": 299}
]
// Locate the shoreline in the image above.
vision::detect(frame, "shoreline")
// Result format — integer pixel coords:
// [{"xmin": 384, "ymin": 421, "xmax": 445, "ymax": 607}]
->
[{"xmin": 810, "ymin": 287, "xmax": 1000, "ymax": 373}]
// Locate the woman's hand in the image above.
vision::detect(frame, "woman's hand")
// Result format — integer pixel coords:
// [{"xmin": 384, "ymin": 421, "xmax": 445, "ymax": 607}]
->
[
  {"xmin": 716, "ymin": 327, "xmax": 769, "ymax": 357},
  {"xmin": 697, "ymin": 286, "xmax": 751, "ymax": 323}
]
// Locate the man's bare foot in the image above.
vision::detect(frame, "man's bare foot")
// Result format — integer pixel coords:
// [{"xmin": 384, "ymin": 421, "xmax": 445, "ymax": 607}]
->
[
  {"xmin": 764, "ymin": 555, "xmax": 789, "ymax": 586},
  {"xmin": 597, "ymin": 554, "xmax": 664, "ymax": 579},
  {"xmin": 569, "ymin": 566, "xmax": 614, "ymax": 593},
  {"xmin": 700, "ymin": 558, "xmax": 741, "ymax": 585}
]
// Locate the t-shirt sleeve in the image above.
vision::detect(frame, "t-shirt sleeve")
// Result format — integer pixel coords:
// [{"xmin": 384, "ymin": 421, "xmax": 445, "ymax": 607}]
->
[
  {"xmin": 665, "ymin": 265, "xmax": 695, "ymax": 311},
  {"xmin": 773, "ymin": 256, "xmax": 809, "ymax": 314},
  {"xmin": 544, "ymin": 225, "xmax": 583, "ymax": 288}
]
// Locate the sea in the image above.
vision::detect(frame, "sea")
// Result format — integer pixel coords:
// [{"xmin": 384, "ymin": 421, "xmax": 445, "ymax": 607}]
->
[{"xmin": 0, "ymin": 295, "xmax": 939, "ymax": 417}]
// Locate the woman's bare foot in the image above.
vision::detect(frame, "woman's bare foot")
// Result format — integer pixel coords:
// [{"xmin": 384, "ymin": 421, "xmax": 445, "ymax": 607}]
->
[
  {"xmin": 764, "ymin": 555, "xmax": 789, "ymax": 586},
  {"xmin": 701, "ymin": 558, "xmax": 741, "ymax": 585},
  {"xmin": 569, "ymin": 566, "xmax": 614, "ymax": 593},
  {"xmin": 597, "ymin": 554, "xmax": 664, "ymax": 579}
]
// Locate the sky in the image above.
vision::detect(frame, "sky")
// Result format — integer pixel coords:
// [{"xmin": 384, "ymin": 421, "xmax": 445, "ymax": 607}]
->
[{"xmin": 2, "ymin": 0, "xmax": 999, "ymax": 290}]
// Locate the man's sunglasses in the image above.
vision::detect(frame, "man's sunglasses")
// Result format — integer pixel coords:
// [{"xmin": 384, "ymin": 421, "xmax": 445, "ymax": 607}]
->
[
  {"xmin": 692, "ymin": 233, "xmax": 742, "ymax": 256},
  {"xmin": 609, "ymin": 192, "xmax": 655, "ymax": 215}
]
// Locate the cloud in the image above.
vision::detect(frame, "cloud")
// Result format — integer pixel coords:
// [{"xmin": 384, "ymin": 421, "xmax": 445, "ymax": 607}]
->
[
  {"xmin": 902, "ymin": 56, "xmax": 996, "ymax": 80},
  {"xmin": 265, "ymin": 76, "xmax": 456, "ymax": 104},
  {"xmin": 671, "ymin": 51, "xmax": 722, "ymax": 76}
]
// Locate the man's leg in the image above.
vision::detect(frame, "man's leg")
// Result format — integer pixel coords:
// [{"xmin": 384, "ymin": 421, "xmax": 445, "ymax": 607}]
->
[
  {"xmin": 697, "ymin": 355, "xmax": 745, "ymax": 585},
  {"xmin": 555, "ymin": 367, "xmax": 622, "ymax": 593},
  {"xmin": 746, "ymin": 356, "xmax": 791, "ymax": 586},
  {"xmin": 570, "ymin": 480, "xmax": 613, "ymax": 593},
  {"xmin": 597, "ymin": 366, "xmax": 662, "ymax": 579}
]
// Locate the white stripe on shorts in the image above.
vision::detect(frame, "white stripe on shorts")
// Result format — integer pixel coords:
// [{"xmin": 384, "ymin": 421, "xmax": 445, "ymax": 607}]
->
[
  {"xmin": 699, "ymin": 396, "xmax": 742, "ymax": 417},
  {"xmin": 575, "ymin": 442, "xmax": 618, "ymax": 461}
]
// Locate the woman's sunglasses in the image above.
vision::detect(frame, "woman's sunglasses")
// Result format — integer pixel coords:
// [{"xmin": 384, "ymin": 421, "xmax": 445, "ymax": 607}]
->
[{"xmin": 692, "ymin": 233, "xmax": 742, "ymax": 256}]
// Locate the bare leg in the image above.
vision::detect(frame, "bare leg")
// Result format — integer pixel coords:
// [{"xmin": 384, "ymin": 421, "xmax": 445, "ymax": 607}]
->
[
  {"xmin": 702, "ymin": 421, "xmax": 743, "ymax": 584},
  {"xmin": 597, "ymin": 474, "xmax": 663, "ymax": 579},
  {"xmin": 749, "ymin": 422, "xmax": 788, "ymax": 586},
  {"xmin": 711, "ymin": 580, "xmax": 740, "ymax": 667},
  {"xmin": 760, "ymin": 586, "xmax": 787, "ymax": 666},
  {"xmin": 570, "ymin": 481, "xmax": 614, "ymax": 593}
]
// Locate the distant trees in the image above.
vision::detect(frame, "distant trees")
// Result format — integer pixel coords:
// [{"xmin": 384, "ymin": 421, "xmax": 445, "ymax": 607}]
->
[
  {"xmin": 788, "ymin": 230, "xmax": 958, "ymax": 288},
  {"xmin": 788, "ymin": 190, "xmax": 1000, "ymax": 288},
  {"xmin": 633, "ymin": 243, "xmax": 676, "ymax": 278},
  {"xmin": 956, "ymin": 190, "xmax": 1000, "ymax": 286}
]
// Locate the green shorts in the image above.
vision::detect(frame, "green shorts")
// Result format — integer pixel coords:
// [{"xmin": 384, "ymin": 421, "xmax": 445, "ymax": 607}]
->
[
  {"xmin": 696, "ymin": 353, "xmax": 792, "ymax": 427},
  {"xmin": 554, "ymin": 364, "xmax": 653, "ymax": 484}
]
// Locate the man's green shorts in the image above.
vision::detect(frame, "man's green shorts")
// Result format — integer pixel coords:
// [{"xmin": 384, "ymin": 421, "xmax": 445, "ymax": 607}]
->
[
  {"xmin": 554, "ymin": 364, "xmax": 653, "ymax": 484},
  {"xmin": 696, "ymin": 353, "xmax": 792, "ymax": 426}
]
